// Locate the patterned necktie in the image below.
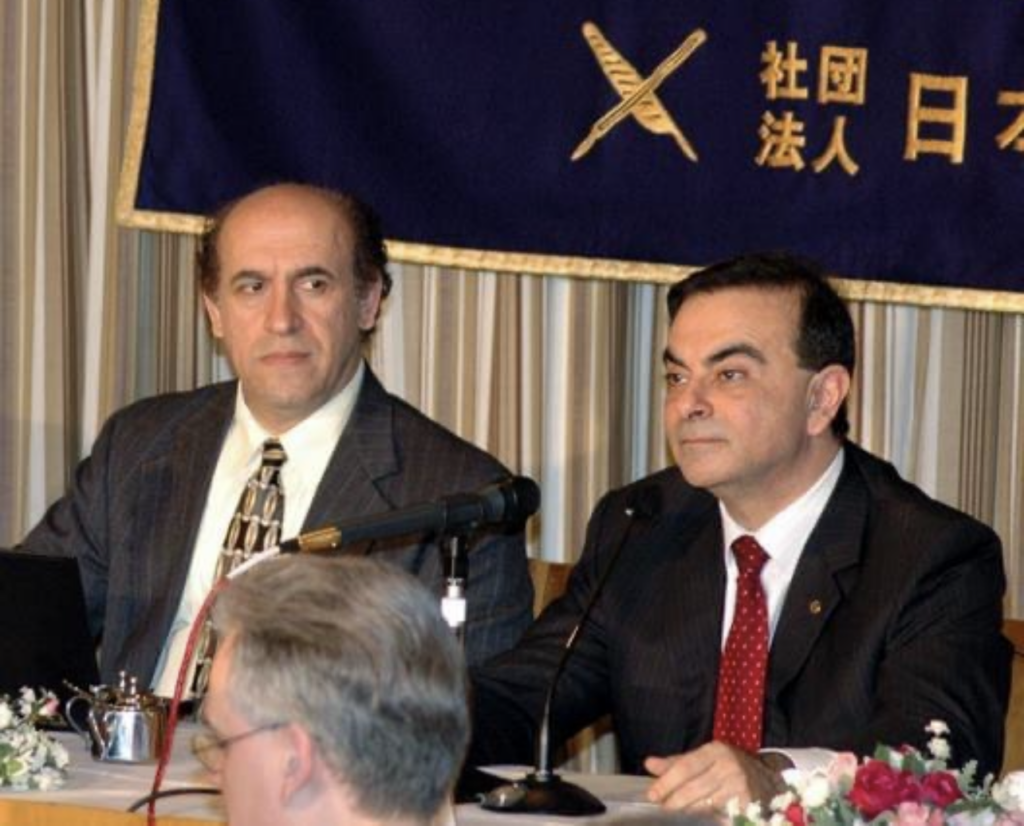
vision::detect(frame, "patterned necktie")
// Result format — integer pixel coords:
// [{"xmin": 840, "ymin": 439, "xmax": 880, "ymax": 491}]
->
[
  {"xmin": 191, "ymin": 438, "xmax": 287, "ymax": 696},
  {"xmin": 712, "ymin": 534, "xmax": 770, "ymax": 752}
]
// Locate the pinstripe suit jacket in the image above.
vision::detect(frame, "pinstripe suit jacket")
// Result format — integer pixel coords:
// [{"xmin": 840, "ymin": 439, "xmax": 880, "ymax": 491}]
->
[
  {"xmin": 19, "ymin": 366, "xmax": 533, "ymax": 682},
  {"xmin": 469, "ymin": 443, "xmax": 1011, "ymax": 777}
]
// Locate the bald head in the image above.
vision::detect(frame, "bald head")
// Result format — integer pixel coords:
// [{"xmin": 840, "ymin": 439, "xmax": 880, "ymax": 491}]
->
[{"xmin": 197, "ymin": 183, "xmax": 392, "ymax": 305}]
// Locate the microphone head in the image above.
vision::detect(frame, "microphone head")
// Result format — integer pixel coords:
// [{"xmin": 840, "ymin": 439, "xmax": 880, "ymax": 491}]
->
[{"xmin": 480, "ymin": 476, "xmax": 541, "ymax": 523}]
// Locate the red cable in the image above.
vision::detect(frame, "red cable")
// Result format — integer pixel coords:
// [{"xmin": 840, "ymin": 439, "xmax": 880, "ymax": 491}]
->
[{"xmin": 147, "ymin": 578, "xmax": 229, "ymax": 825}]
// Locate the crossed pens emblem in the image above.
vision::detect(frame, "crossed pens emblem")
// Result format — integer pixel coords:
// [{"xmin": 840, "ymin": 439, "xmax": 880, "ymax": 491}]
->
[{"xmin": 573, "ymin": 22, "xmax": 708, "ymax": 162}]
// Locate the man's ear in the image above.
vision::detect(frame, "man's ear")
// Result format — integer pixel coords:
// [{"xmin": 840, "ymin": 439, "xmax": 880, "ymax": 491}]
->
[
  {"xmin": 356, "ymin": 276, "xmax": 384, "ymax": 333},
  {"xmin": 806, "ymin": 365, "xmax": 851, "ymax": 436},
  {"xmin": 202, "ymin": 292, "xmax": 225, "ymax": 339},
  {"xmin": 280, "ymin": 724, "xmax": 318, "ymax": 804}
]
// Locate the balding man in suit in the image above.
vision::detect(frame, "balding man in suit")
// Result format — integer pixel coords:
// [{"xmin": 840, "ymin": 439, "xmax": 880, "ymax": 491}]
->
[
  {"xmin": 16, "ymin": 183, "xmax": 533, "ymax": 689},
  {"xmin": 468, "ymin": 252, "xmax": 1010, "ymax": 808}
]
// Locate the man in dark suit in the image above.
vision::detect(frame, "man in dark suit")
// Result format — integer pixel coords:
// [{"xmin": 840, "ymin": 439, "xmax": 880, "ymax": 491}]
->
[
  {"xmin": 15, "ymin": 183, "xmax": 532, "ymax": 687},
  {"xmin": 468, "ymin": 252, "xmax": 1010, "ymax": 807}
]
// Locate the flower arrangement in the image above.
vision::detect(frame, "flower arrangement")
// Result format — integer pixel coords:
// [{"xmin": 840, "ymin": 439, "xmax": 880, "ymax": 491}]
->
[
  {"xmin": 0, "ymin": 688, "xmax": 69, "ymax": 791},
  {"xmin": 731, "ymin": 722, "xmax": 1024, "ymax": 826}
]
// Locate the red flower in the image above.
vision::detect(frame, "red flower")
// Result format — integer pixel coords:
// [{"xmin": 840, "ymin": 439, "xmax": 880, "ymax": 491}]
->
[
  {"xmin": 848, "ymin": 760, "xmax": 922, "ymax": 818},
  {"xmin": 784, "ymin": 802, "xmax": 807, "ymax": 826},
  {"xmin": 920, "ymin": 771, "xmax": 963, "ymax": 808}
]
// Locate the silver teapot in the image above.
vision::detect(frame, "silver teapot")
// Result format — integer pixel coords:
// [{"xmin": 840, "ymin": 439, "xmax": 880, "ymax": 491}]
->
[{"xmin": 65, "ymin": 672, "xmax": 168, "ymax": 763}]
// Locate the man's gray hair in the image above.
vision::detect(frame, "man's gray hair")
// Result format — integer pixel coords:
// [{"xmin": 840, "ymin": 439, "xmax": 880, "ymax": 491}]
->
[{"xmin": 213, "ymin": 556, "xmax": 469, "ymax": 822}]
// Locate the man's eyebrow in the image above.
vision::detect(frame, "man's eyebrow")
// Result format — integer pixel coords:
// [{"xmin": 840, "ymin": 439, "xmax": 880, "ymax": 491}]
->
[
  {"xmin": 706, "ymin": 343, "xmax": 766, "ymax": 366},
  {"xmin": 291, "ymin": 265, "xmax": 334, "ymax": 279},
  {"xmin": 662, "ymin": 342, "xmax": 766, "ymax": 368},
  {"xmin": 662, "ymin": 347, "xmax": 686, "ymax": 368},
  {"xmin": 227, "ymin": 265, "xmax": 335, "ymax": 284}
]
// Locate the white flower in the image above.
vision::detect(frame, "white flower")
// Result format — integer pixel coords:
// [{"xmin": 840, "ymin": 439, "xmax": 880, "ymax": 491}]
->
[
  {"xmin": 770, "ymin": 791, "xmax": 796, "ymax": 811},
  {"xmin": 992, "ymin": 771, "xmax": 1024, "ymax": 812},
  {"xmin": 926, "ymin": 720, "xmax": 951, "ymax": 736},
  {"xmin": 744, "ymin": 801, "xmax": 763, "ymax": 822},
  {"xmin": 32, "ymin": 767, "xmax": 62, "ymax": 791},
  {"xmin": 49, "ymin": 742, "xmax": 69, "ymax": 769},
  {"xmin": 768, "ymin": 813, "xmax": 789, "ymax": 826},
  {"xmin": 724, "ymin": 797, "xmax": 743, "ymax": 818},
  {"xmin": 787, "ymin": 767, "xmax": 833, "ymax": 808},
  {"xmin": 15, "ymin": 689, "xmax": 36, "ymax": 719},
  {"xmin": 799, "ymin": 774, "xmax": 832, "ymax": 809},
  {"xmin": 928, "ymin": 735, "xmax": 951, "ymax": 760},
  {"xmin": 948, "ymin": 810, "xmax": 998, "ymax": 826},
  {"xmin": 0, "ymin": 688, "xmax": 68, "ymax": 791}
]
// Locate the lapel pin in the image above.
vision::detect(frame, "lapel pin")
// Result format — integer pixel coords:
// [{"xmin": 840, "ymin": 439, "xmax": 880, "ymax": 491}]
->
[{"xmin": 809, "ymin": 599, "xmax": 823, "ymax": 615}]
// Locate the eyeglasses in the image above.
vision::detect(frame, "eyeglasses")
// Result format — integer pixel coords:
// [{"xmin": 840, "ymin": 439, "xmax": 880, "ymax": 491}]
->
[{"xmin": 191, "ymin": 721, "xmax": 287, "ymax": 772}]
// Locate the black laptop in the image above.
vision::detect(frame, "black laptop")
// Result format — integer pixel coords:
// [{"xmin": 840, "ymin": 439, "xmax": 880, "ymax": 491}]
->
[{"xmin": 0, "ymin": 551, "xmax": 99, "ymax": 697}]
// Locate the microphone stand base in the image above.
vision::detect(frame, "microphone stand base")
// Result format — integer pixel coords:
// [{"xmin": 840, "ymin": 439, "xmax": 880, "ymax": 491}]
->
[{"xmin": 478, "ymin": 771, "xmax": 607, "ymax": 816}]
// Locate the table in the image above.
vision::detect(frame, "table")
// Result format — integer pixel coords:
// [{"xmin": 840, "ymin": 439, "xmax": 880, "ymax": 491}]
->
[
  {"xmin": 458, "ymin": 769, "xmax": 659, "ymax": 826},
  {"xmin": 0, "ymin": 727, "xmax": 658, "ymax": 826},
  {"xmin": 0, "ymin": 725, "xmax": 223, "ymax": 825}
]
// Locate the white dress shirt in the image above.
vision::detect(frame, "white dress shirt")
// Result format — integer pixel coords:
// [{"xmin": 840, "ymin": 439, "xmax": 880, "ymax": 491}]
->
[
  {"xmin": 719, "ymin": 449, "xmax": 845, "ymax": 645},
  {"xmin": 151, "ymin": 363, "xmax": 365, "ymax": 695},
  {"xmin": 718, "ymin": 447, "xmax": 845, "ymax": 773}
]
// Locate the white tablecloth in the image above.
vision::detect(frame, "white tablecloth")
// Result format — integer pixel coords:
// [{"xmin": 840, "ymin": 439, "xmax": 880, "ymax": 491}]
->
[
  {"xmin": 0, "ymin": 724, "xmax": 224, "ymax": 822},
  {"xmin": 0, "ymin": 729, "xmax": 657, "ymax": 825},
  {"xmin": 455, "ymin": 768, "xmax": 658, "ymax": 826}
]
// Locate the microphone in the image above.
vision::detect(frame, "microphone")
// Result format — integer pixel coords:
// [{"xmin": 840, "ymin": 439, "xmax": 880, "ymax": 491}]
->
[
  {"xmin": 479, "ymin": 485, "xmax": 662, "ymax": 816},
  {"xmin": 278, "ymin": 475, "xmax": 540, "ymax": 554}
]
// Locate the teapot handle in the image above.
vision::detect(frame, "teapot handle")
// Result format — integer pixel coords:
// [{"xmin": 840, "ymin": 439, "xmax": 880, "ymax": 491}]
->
[
  {"xmin": 64, "ymin": 695, "xmax": 90, "ymax": 739},
  {"xmin": 64, "ymin": 695, "xmax": 104, "ymax": 757}
]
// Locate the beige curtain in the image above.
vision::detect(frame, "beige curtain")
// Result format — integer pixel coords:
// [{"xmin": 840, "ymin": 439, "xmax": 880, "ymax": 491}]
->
[{"xmin": 1, "ymin": 4, "xmax": 1023, "ymax": 777}]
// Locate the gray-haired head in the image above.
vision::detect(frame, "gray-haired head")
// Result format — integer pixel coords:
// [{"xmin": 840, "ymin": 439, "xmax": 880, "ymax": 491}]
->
[{"xmin": 213, "ymin": 555, "xmax": 468, "ymax": 822}]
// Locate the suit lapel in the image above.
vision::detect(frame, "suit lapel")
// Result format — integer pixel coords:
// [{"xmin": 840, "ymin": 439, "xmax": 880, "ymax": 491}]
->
[
  {"xmin": 766, "ymin": 450, "xmax": 867, "ymax": 701},
  {"xmin": 123, "ymin": 385, "xmax": 235, "ymax": 678},
  {"xmin": 304, "ymin": 367, "xmax": 397, "ymax": 530},
  {"xmin": 673, "ymin": 512, "xmax": 728, "ymax": 678},
  {"xmin": 639, "ymin": 493, "xmax": 724, "ymax": 744}
]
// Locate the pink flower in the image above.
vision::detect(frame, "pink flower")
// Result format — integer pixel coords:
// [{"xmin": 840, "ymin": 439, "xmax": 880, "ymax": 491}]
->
[
  {"xmin": 848, "ymin": 760, "xmax": 922, "ymax": 818},
  {"xmin": 826, "ymin": 752, "xmax": 859, "ymax": 787},
  {"xmin": 784, "ymin": 802, "xmax": 806, "ymax": 826},
  {"xmin": 919, "ymin": 771, "xmax": 963, "ymax": 808},
  {"xmin": 892, "ymin": 801, "xmax": 943, "ymax": 826}
]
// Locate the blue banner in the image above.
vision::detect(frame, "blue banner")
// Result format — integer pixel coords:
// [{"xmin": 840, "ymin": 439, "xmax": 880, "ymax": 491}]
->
[{"xmin": 120, "ymin": 0, "xmax": 1024, "ymax": 308}]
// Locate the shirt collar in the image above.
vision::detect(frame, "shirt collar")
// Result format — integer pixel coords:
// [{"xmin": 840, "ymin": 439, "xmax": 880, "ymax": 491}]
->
[
  {"xmin": 232, "ymin": 360, "xmax": 365, "ymax": 466},
  {"xmin": 720, "ymin": 447, "xmax": 845, "ymax": 566}
]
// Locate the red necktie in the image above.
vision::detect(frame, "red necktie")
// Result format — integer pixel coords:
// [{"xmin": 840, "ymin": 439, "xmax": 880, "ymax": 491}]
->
[{"xmin": 713, "ymin": 535, "xmax": 770, "ymax": 752}]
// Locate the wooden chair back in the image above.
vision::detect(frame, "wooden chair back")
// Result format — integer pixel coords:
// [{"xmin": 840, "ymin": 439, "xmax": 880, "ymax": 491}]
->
[
  {"xmin": 527, "ymin": 558, "xmax": 574, "ymax": 618},
  {"xmin": 1003, "ymin": 618, "xmax": 1024, "ymax": 774}
]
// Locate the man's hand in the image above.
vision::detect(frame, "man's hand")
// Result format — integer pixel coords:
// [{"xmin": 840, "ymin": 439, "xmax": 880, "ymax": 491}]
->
[{"xmin": 644, "ymin": 742, "xmax": 789, "ymax": 811}]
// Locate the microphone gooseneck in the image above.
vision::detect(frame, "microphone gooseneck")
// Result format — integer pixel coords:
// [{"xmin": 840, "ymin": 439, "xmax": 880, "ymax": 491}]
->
[{"xmin": 480, "ymin": 486, "xmax": 661, "ymax": 816}]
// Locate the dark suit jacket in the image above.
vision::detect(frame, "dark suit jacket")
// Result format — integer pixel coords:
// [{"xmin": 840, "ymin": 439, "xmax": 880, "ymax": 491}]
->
[
  {"xmin": 19, "ymin": 366, "xmax": 533, "ymax": 681},
  {"xmin": 469, "ymin": 443, "xmax": 1011, "ymax": 777}
]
